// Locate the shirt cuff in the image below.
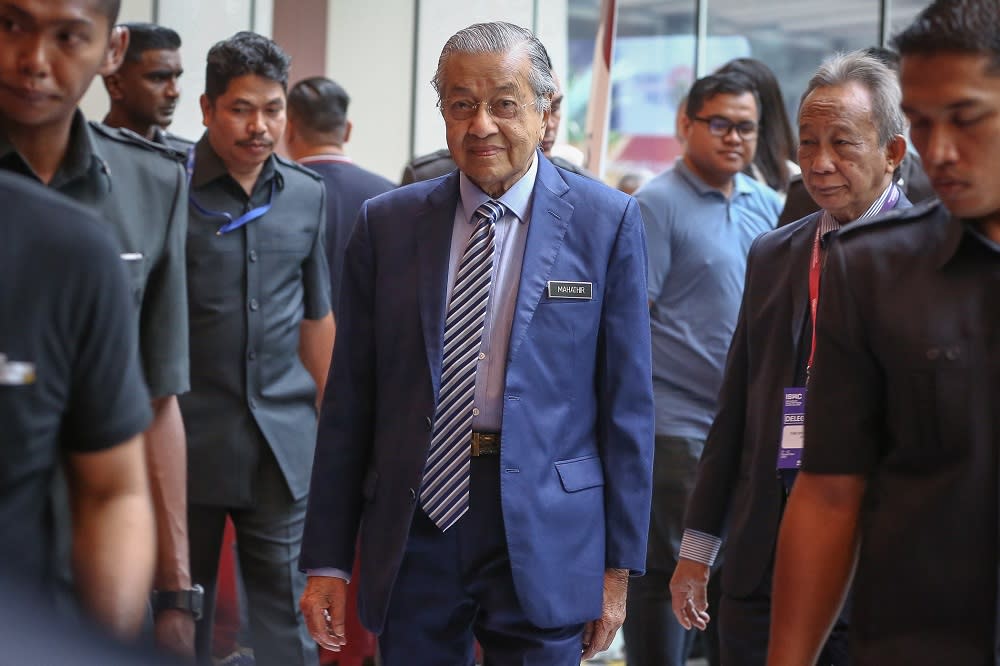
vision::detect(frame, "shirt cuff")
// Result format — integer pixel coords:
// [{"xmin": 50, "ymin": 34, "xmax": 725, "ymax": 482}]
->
[
  {"xmin": 678, "ymin": 529, "xmax": 722, "ymax": 567},
  {"xmin": 306, "ymin": 567, "xmax": 351, "ymax": 583}
]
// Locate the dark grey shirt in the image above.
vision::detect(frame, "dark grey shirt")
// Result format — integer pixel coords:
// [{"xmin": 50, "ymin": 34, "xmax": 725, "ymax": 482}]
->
[
  {"xmin": 803, "ymin": 200, "xmax": 999, "ymax": 664},
  {"xmin": 0, "ymin": 111, "xmax": 190, "ymax": 399},
  {"xmin": 181, "ymin": 135, "xmax": 330, "ymax": 506}
]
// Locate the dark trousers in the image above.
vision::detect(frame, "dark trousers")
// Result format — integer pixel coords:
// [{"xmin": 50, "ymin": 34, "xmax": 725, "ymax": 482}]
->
[
  {"xmin": 719, "ymin": 562, "xmax": 849, "ymax": 666},
  {"xmin": 625, "ymin": 435, "xmax": 721, "ymax": 666},
  {"xmin": 378, "ymin": 456, "xmax": 585, "ymax": 666},
  {"xmin": 188, "ymin": 450, "xmax": 317, "ymax": 666}
]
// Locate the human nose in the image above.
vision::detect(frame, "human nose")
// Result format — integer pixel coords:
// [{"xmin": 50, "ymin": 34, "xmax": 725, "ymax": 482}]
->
[
  {"xmin": 467, "ymin": 102, "xmax": 498, "ymax": 137},
  {"xmin": 920, "ymin": 123, "xmax": 959, "ymax": 169},
  {"xmin": 164, "ymin": 78, "xmax": 180, "ymax": 100},
  {"xmin": 247, "ymin": 111, "xmax": 266, "ymax": 134},
  {"xmin": 808, "ymin": 143, "xmax": 837, "ymax": 174},
  {"xmin": 16, "ymin": 34, "xmax": 50, "ymax": 79}
]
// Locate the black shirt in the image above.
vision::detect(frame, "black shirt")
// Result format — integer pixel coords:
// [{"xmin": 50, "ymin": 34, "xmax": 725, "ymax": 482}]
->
[
  {"xmin": 0, "ymin": 171, "xmax": 151, "ymax": 585},
  {"xmin": 804, "ymin": 200, "xmax": 999, "ymax": 663}
]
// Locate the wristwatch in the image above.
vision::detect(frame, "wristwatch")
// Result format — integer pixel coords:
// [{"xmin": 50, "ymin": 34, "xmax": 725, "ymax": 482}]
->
[{"xmin": 151, "ymin": 584, "xmax": 205, "ymax": 621}]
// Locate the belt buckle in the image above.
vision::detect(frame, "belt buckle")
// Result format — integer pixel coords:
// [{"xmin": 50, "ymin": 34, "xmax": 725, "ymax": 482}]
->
[{"xmin": 471, "ymin": 432, "xmax": 499, "ymax": 456}]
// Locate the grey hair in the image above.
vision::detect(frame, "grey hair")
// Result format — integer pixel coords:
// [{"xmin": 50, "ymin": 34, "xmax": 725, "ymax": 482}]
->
[
  {"xmin": 800, "ymin": 51, "xmax": 906, "ymax": 147},
  {"xmin": 431, "ymin": 22, "xmax": 556, "ymax": 114}
]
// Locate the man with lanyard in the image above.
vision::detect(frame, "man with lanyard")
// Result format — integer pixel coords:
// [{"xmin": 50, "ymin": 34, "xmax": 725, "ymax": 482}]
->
[
  {"xmin": 285, "ymin": 76, "xmax": 395, "ymax": 322},
  {"xmin": 668, "ymin": 51, "xmax": 910, "ymax": 665},
  {"xmin": 180, "ymin": 31, "xmax": 333, "ymax": 666},
  {"xmin": 626, "ymin": 71, "xmax": 781, "ymax": 666},
  {"xmin": 770, "ymin": 0, "xmax": 1000, "ymax": 662},
  {"xmin": 101, "ymin": 21, "xmax": 192, "ymax": 153},
  {"xmin": 0, "ymin": 0, "xmax": 196, "ymax": 657}
]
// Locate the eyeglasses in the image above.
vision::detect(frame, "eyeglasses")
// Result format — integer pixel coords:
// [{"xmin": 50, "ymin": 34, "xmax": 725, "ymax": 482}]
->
[
  {"xmin": 441, "ymin": 98, "xmax": 535, "ymax": 121},
  {"xmin": 692, "ymin": 115, "xmax": 759, "ymax": 139}
]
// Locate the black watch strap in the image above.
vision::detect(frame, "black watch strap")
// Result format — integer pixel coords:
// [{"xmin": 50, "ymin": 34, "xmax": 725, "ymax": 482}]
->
[{"xmin": 151, "ymin": 584, "xmax": 204, "ymax": 621}]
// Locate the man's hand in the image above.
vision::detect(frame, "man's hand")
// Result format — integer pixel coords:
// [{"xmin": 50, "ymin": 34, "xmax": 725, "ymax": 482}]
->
[
  {"xmin": 581, "ymin": 568, "xmax": 628, "ymax": 660},
  {"xmin": 670, "ymin": 558, "xmax": 711, "ymax": 630},
  {"xmin": 154, "ymin": 609, "xmax": 196, "ymax": 659},
  {"xmin": 300, "ymin": 576, "xmax": 348, "ymax": 652}
]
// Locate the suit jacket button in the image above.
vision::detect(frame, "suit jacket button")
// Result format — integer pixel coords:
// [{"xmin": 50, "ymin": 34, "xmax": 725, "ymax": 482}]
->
[
  {"xmin": 425, "ymin": 416, "xmax": 432, "ymax": 431},
  {"xmin": 409, "ymin": 488, "xmax": 417, "ymax": 503}
]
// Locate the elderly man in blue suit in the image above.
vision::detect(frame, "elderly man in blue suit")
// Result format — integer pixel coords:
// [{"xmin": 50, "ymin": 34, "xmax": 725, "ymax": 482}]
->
[{"xmin": 298, "ymin": 21, "xmax": 654, "ymax": 666}]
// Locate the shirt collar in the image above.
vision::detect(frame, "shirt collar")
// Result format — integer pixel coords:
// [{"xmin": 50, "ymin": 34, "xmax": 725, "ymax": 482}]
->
[
  {"xmin": 675, "ymin": 158, "xmax": 753, "ymax": 199},
  {"xmin": 298, "ymin": 153, "xmax": 352, "ymax": 165},
  {"xmin": 818, "ymin": 182, "xmax": 899, "ymax": 243},
  {"xmin": 458, "ymin": 151, "xmax": 537, "ymax": 225},
  {"xmin": 0, "ymin": 110, "xmax": 109, "ymax": 192},
  {"xmin": 190, "ymin": 131, "xmax": 280, "ymax": 192}
]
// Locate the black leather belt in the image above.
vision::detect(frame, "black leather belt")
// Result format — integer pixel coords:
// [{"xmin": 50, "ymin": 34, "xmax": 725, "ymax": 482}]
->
[{"xmin": 471, "ymin": 431, "xmax": 501, "ymax": 456}]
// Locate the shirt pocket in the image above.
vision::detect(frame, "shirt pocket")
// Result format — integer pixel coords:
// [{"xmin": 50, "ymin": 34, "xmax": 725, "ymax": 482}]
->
[
  {"xmin": 888, "ymin": 341, "xmax": 971, "ymax": 467},
  {"xmin": 259, "ymin": 226, "xmax": 314, "ymax": 255},
  {"xmin": 120, "ymin": 253, "xmax": 146, "ymax": 308}
]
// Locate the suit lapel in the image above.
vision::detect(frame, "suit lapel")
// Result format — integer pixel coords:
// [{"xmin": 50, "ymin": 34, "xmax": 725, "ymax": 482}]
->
[
  {"xmin": 417, "ymin": 173, "xmax": 461, "ymax": 396},
  {"xmin": 507, "ymin": 155, "xmax": 573, "ymax": 364}
]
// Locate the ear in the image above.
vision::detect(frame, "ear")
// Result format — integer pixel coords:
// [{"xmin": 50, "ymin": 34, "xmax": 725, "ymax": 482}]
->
[
  {"xmin": 342, "ymin": 120, "xmax": 353, "ymax": 144},
  {"xmin": 200, "ymin": 94, "xmax": 212, "ymax": 127},
  {"xmin": 102, "ymin": 72, "xmax": 123, "ymax": 100},
  {"xmin": 98, "ymin": 25, "xmax": 129, "ymax": 77},
  {"xmin": 885, "ymin": 134, "xmax": 908, "ymax": 173},
  {"xmin": 678, "ymin": 113, "xmax": 693, "ymax": 143}
]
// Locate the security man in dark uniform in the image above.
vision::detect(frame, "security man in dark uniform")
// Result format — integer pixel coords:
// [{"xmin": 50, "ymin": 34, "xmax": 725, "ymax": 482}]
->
[
  {"xmin": 0, "ymin": 170, "xmax": 156, "ymax": 638},
  {"xmin": 102, "ymin": 21, "xmax": 194, "ymax": 153},
  {"xmin": 181, "ymin": 32, "xmax": 333, "ymax": 666},
  {"xmin": 769, "ymin": 0, "xmax": 1000, "ymax": 664},
  {"xmin": 0, "ymin": 0, "xmax": 196, "ymax": 658}
]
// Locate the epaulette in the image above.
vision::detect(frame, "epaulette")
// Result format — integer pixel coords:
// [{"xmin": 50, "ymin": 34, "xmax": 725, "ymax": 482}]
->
[
  {"xmin": 836, "ymin": 197, "xmax": 943, "ymax": 239},
  {"xmin": 410, "ymin": 148, "xmax": 452, "ymax": 168},
  {"xmin": 88, "ymin": 121, "xmax": 187, "ymax": 162},
  {"xmin": 274, "ymin": 153, "xmax": 324, "ymax": 182}
]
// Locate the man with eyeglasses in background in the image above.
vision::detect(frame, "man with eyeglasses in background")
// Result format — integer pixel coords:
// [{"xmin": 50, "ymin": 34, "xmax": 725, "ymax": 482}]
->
[{"xmin": 624, "ymin": 71, "xmax": 781, "ymax": 666}]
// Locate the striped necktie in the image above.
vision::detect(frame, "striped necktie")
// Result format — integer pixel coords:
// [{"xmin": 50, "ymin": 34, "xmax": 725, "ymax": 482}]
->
[{"xmin": 419, "ymin": 199, "xmax": 503, "ymax": 531}]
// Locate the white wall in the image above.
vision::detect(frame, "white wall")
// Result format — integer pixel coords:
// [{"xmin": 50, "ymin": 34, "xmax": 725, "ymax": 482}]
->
[{"xmin": 325, "ymin": 0, "xmax": 415, "ymax": 183}]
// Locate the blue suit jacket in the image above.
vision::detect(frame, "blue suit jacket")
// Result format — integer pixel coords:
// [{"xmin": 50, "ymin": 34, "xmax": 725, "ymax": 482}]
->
[{"xmin": 300, "ymin": 153, "xmax": 655, "ymax": 632}]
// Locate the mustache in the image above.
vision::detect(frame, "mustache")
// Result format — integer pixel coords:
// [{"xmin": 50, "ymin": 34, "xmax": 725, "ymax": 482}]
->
[{"xmin": 236, "ymin": 137, "xmax": 273, "ymax": 147}]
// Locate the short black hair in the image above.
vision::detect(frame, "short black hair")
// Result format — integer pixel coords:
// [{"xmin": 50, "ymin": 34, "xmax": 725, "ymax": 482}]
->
[
  {"xmin": 204, "ymin": 31, "xmax": 291, "ymax": 102},
  {"xmin": 287, "ymin": 77, "xmax": 349, "ymax": 140},
  {"xmin": 686, "ymin": 71, "xmax": 760, "ymax": 120},
  {"xmin": 95, "ymin": 0, "xmax": 120, "ymax": 23},
  {"xmin": 862, "ymin": 46, "xmax": 901, "ymax": 72},
  {"xmin": 122, "ymin": 22, "xmax": 180, "ymax": 62},
  {"xmin": 892, "ymin": 0, "xmax": 1000, "ymax": 73}
]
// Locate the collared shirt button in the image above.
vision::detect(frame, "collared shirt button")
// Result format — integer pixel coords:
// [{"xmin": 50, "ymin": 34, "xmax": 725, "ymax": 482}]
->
[
  {"xmin": 472, "ymin": 407, "xmax": 480, "ymax": 416},
  {"xmin": 249, "ymin": 298, "xmax": 259, "ymax": 311},
  {"xmin": 478, "ymin": 352, "xmax": 486, "ymax": 360},
  {"xmin": 248, "ymin": 350, "xmax": 257, "ymax": 361},
  {"xmin": 249, "ymin": 249, "xmax": 258, "ymax": 262}
]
